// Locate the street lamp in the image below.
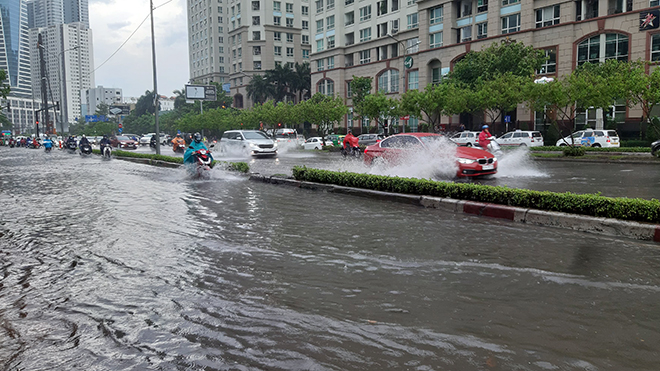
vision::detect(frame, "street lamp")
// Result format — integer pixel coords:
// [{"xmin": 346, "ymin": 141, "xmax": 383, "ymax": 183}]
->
[{"xmin": 387, "ymin": 34, "xmax": 419, "ymax": 133}]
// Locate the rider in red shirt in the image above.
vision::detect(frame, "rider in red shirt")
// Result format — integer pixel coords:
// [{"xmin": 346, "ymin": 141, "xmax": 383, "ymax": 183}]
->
[
  {"xmin": 478, "ymin": 125, "xmax": 491, "ymax": 150},
  {"xmin": 343, "ymin": 131, "xmax": 360, "ymax": 155}
]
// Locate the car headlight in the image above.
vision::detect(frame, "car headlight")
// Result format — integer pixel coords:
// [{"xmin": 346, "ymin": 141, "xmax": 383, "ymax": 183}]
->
[
  {"xmin": 492, "ymin": 157, "xmax": 497, "ymax": 162},
  {"xmin": 249, "ymin": 142, "xmax": 259, "ymax": 148},
  {"xmin": 273, "ymin": 142, "xmax": 278, "ymax": 148},
  {"xmin": 457, "ymin": 158, "xmax": 476, "ymax": 164}
]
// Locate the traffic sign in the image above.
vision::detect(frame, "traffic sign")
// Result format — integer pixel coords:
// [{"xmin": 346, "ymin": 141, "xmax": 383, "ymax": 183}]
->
[
  {"xmin": 400, "ymin": 115, "xmax": 410, "ymax": 120},
  {"xmin": 118, "ymin": 128, "xmax": 123, "ymax": 133},
  {"xmin": 118, "ymin": 123, "xmax": 123, "ymax": 128},
  {"xmin": 404, "ymin": 56, "xmax": 414, "ymax": 69}
]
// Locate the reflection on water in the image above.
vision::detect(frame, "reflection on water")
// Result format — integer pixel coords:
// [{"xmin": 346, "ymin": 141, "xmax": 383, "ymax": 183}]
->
[{"xmin": 2, "ymin": 148, "xmax": 660, "ymax": 370}]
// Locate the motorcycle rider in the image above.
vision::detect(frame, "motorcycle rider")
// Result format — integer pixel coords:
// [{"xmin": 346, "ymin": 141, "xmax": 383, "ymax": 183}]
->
[
  {"xmin": 43, "ymin": 137, "xmax": 53, "ymax": 151},
  {"xmin": 342, "ymin": 130, "xmax": 360, "ymax": 156},
  {"xmin": 79, "ymin": 135, "xmax": 90, "ymax": 147},
  {"xmin": 66, "ymin": 135, "xmax": 77, "ymax": 149},
  {"xmin": 172, "ymin": 134, "xmax": 186, "ymax": 152},
  {"xmin": 149, "ymin": 134, "xmax": 157, "ymax": 148},
  {"xmin": 99, "ymin": 134, "xmax": 111, "ymax": 155},
  {"xmin": 478, "ymin": 125, "xmax": 491, "ymax": 150},
  {"xmin": 184, "ymin": 132, "xmax": 213, "ymax": 165}
]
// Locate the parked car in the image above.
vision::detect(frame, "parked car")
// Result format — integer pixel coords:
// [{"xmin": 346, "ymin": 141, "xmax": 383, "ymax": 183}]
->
[
  {"xmin": 303, "ymin": 137, "xmax": 329, "ymax": 150},
  {"xmin": 110, "ymin": 135, "xmax": 138, "ymax": 149},
  {"xmin": 220, "ymin": 130, "xmax": 277, "ymax": 156},
  {"xmin": 363, "ymin": 133, "xmax": 497, "ymax": 177},
  {"xmin": 652, "ymin": 139, "xmax": 660, "ymax": 157},
  {"xmin": 357, "ymin": 133, "xmax": 385, "ymax": 146},
  {"xmin": 449, "ymin": 131, "xmax": 480, "ymax": 147},
  {"xmin": 497, "ymin": 130, "xmax": 544, "ymax": 147},
  {"xmin": 274, "ymin": 128, "xmax": 305, "ymax": 147},
  {"xmin": 326, "ymin": 134, "xmax": 346, "ymax": 147},
  {"xmin": 160, "ymin": 134, "xmax": 172, "ymax": 146},
  {"xmin": 556, "ymin": 130, "xmax": 620, "ymax": 147}
]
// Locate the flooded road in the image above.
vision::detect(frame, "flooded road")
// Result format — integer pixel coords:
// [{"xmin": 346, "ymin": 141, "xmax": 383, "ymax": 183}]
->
[{"xmin": 2, "ymin": 147, "xmax": 660, "ymax": 370}]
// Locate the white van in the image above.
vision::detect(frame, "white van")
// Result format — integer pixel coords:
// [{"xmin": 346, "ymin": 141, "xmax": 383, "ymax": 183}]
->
[
  {"xmin": 497, "ymin": 130, "xmax": 544, "ymax": 147},
  {"xmin": 556, "ymin": 130, "xmax": 620, "ymax": 148}
]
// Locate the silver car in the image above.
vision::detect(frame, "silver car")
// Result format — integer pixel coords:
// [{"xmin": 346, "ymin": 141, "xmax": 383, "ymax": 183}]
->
[{"xmin": 220, "ymin": 130, "xmax": 277, "ymax": 156}]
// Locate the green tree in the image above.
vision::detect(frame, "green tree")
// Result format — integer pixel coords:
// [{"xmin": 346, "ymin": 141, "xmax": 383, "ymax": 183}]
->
[
  {"xmin": 247, "ymin": 75, "xmax": 272, "ymax": 104},
  {"xmin": 475, "ymin": 73, "xmax": 529, "ymax": 124},
  {"xmin": 400, "ymin": 83, "xmax": 451, "ymax": 132},
  {"xmin": 299, "ymin": 93, "xmax": 348, "ymax": 144},
  {"xmin": 361, "ymin": 92, "xmax": 399, "ymax": 134},
  {"xmin": 0, "ymin": 69, "xmax": 12, "ymax": 130},
  {"xmin": 265, "ymin": 64, "xmax": 294, "ymax": 102},
  {"xmin": 291, "ymin": 62, "xmax": 311, "ymax": 102}
]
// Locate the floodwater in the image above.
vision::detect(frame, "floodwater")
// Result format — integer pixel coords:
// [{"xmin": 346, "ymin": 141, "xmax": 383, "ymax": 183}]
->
[{"xmin": 3, "ymin": 147, "xmax": 660, "ymax": 370}]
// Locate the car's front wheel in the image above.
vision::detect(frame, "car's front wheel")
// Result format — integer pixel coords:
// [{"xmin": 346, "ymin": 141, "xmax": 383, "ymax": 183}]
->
[
  {"xmin": 591, "ymin": 143, "xmax": 601, "ymax": 148},
  {"xmin": 465, "ymin": 143, "xmax": 472, "ymax": 147}
]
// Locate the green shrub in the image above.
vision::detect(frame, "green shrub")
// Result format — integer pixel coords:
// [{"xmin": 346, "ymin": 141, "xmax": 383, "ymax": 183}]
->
[
  {"xmin": 562, "ymin": 146, "xmax": 586, "ymax": 156},
  {"xmin": 530, "ymin": 146, "xmax": 650, "ymax": 153},
  {"xmin": 621, "ymin": 140, "xmax": 652, "ymax": 148},
  {"xmin": 291, "ymin": 166, "xmax": 660, "ymax": 223},
  {"xmin": 227, "ymin": 162, "xmax": 250, "ymax": 173}
]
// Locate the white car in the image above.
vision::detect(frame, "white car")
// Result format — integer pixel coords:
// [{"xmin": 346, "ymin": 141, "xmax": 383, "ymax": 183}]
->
[
  {"xmin": 497, "ymin": 130, "xmax": 544, "ymax": 147},
  {"xmin": 220, "ymin": 130, "xmax": 277, "ymax": 156},
  {"xmin": 556, "ymin": 130, "xmax": 620, "ymax": 148},
  {"xmin": 449, "ymin": 131, "xmax": 480, "ymax": 147},
  {"xmin": 140, "ymin": 133, "xmax": 155, "ymax": 145},
  {"xmin": 303, "ymin": 137, "xmax": 329, "ymax": 150},
  {"xmin": 274, "ymin": 128, "xmax": 305, "ymax": 148}
]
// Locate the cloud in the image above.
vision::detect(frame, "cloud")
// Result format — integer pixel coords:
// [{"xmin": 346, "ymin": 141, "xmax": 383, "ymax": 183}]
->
[{"xmin": 89, "ymin": 0, "xmax": 189, "ymax": 98}]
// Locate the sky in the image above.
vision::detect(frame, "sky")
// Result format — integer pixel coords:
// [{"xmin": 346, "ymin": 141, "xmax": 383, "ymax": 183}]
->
[{"xmin": 89, "ymin": 0, "xmax": 189, "ymax": 99}]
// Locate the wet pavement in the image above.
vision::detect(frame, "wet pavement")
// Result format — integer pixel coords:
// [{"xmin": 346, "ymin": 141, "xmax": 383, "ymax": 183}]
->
[{"xmin": 1, "ymin": 147, "xmax": 660, "ymax": 370}]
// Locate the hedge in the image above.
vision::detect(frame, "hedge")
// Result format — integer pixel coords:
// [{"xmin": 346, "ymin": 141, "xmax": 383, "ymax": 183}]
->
[
  {"xmin": 292, "ymin": 166, "xmax": 660, "ymax": 224},
  {"xmin": 93, "ymin": 149, "xmax": 249, "ymax": 173}
]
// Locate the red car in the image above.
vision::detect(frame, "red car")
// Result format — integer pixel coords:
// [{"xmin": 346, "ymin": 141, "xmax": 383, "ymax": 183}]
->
[
  {"xmin": 363, "ymin": 133, "xmax": 497, "ymax": 177},
  {"xmin": 110, "ymin": 135, "xmax": 138, "ymax": 149}
]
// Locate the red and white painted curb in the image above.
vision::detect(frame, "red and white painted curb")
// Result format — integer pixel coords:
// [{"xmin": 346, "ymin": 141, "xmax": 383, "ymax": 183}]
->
[{"xmin": 251, "ymin": 175, "xmax": 660, "ymax": 243}]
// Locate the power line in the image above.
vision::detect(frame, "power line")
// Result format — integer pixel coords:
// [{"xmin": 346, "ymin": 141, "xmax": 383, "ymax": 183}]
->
[{"xmin": 90, "ymin": 0, "xmax": 174, "ymax": 75}]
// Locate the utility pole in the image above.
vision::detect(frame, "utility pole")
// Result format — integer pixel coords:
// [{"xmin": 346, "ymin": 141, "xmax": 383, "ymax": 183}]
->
[
  {"xmin": 150, "ymin": 0, "xmax": 161, "ymax": 155},
  {"xmin": 38, "ymin": 33, "xmax": 49, "ymax": 137}
]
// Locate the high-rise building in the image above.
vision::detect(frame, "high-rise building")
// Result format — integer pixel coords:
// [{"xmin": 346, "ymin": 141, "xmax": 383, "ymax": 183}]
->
[
  {"xmin": 81, "ymin": 85, "xmax": 122, "ymax": 117},
  {"xmin": 187, "ymin": 0, "xmax": 312, "ymax": 108},
  {"xmin": 27, "ymin": 0, "xmax": 88, "ymax": 28},
  {"xmin": 0, "ymin": 0, "xmax": 40, "ymax": 135},
  {"xmin": 29, "ymin": 22, "xmax": 94, "ymax": 132},
  {"xmin": 310, "ymin": 0, "xmax": 660, "ymax": 134}
]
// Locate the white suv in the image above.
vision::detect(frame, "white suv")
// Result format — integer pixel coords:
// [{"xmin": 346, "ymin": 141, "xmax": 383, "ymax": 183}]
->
[
  {"xmin": 556, "ymin": 130, "xmax": 620, "ymax": 148},
  {"xmin": 220, "ymin": 130, "xmax": 277, "ymax": 156},
  {"xmin": 497, "ymin": 130, "xmax": 544, "ymax": 147},
  {"xmin": 449, "ymin": 131, "xmax": 480, "ymax": 146}
]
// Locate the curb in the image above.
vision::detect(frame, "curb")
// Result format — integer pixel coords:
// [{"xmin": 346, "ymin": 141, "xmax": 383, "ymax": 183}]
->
[{"xmin": 250, "ymin": 174, "xmax": 660, "ymax": 243}]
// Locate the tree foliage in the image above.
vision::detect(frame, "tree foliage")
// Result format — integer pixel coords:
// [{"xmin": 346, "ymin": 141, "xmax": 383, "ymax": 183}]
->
[{"xmin": 299, "ymin": 93, "xmax": 348, "ymax": 143}]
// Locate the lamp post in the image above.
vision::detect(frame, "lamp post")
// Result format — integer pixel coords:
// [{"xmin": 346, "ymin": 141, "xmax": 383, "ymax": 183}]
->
[
  {"xmin": 39, "ymin": 43, "xmax": 78, "ymax": 134},
  {"xmin": 387, "ymin": 34, "xmax": 419, "ymax": 133}
]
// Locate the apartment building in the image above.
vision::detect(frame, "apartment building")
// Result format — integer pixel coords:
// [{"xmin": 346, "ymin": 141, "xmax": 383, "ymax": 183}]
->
[
  {"xmin": 223, "ymin": 0, "xmax": 313, "ymax": 107},
  {"xmin": 188, "ymin": 0, "xmax": 228, "ymax": 86},
  {"xmin": 310, "ymin": 0, "xmax": 660, "ymax": 133}
]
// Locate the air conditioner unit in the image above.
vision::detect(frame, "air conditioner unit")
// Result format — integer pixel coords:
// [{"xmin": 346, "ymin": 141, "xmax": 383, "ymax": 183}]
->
[{"xmin": 390, "ymin": 20, "xmax": 399, "ymax": 34}]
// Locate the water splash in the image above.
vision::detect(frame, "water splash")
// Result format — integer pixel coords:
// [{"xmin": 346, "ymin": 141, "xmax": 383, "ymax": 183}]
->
[{"xmin": 495, "ymin": 146, "xmax": 548, "ymax": 178}]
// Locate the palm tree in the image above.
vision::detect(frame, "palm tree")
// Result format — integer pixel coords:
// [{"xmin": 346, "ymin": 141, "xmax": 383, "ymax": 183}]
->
[
  {"xmin": 291, "ymin": 62, "xmax": 311, "ymax": 103},
  {"xmin": 265, "ymin": 64, "xmax": 294, "ymax": 103},
  {"xmin": 246, "ymin": 75, "xmax": 272, "ymax": 105}
]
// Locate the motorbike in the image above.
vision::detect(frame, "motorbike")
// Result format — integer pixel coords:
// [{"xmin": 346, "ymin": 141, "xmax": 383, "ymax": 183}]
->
[
  {"xmin": 80, "ymin": 143, "xmax": 92, "ymax": 155},
  {"xmin": 341, "ymin": 145, "xmax": 362, "ymax": 158},
  {"xmin": 149, "ymin": 138, "xmax": 157, "ymax": 149},
  {"xmin": 43, "ymin": 140, "xmax": 53, "ymax": 152},
  {"xmin": 65, "ymin": 141, "xmax": 77, "ymax": 153},
  {"xmin": 28, "ymin": 141, "xmax": 41, "ymax": 149},
  {"xmin": 101, "ymin": 145, "xmax": 112, "ymax": 159},
  {"xmin": 173, "ymin": 143, "xmax": 186, "ymax": 154},
  {"xmin": 476, "ymin": 137, "xmax": 504, "ymax": 158},
  {"xmin": 186, "ymin": 148, "xmax": 213, "ymax": 178},
  {"xmin": 652, "ymin": 139, "xmax": 660, "ymax": 157}
]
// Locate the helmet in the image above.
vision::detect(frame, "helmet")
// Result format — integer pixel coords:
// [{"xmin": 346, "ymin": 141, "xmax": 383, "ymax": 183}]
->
[
  {"xmin": 193, "ymin": 132, "xmax": 202, "ymax": 143},
  {"xmin": 482, "ymin": 125, "xmax": 489, "ymax": 129},
  {"xmin": 82, "ymin": 135, "xmax": 86, "ymax": 138},
  {"xmin": 176, "ymin": 133, "xmax": 182, "ymax": 138},
  {"xmin": 103, "ymin": 134, "xmax": 108, "ymax": 139}
]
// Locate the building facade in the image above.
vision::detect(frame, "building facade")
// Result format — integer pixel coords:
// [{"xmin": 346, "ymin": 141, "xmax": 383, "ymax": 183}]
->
[
  {"xmin": 310, "ymin": 0, "xmax": 660, "ymax": 134},
  {"xmin": 81, "ymin": 85, "xmax": 122, "ymax": 117},
  {"xmin": 188, "ymin": 0, "xmax": 230, "ymax": 87},
  {"xmin": 30, "ymin": 22, "xmax": 94, "ymax": 132}
]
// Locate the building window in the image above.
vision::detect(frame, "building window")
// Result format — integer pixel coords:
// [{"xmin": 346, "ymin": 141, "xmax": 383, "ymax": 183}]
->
[
  {"xmin": 346, "ymin": 11, "xmax": 355, "ymax": 26},
  {"xmin": 253, "ymin": 31, "xmax": 261, "ymax": 40},
  {"xmin": 316, "ymin": 19, "xmax": 324, "ymax": 33},
  {"xmin": 346, "ymin": 54, "xmax": 354, "ymax": 66},
  {"xmin": 252, "ymin": 1, "xmax": 260, "ymax": 10},
  {"xmin": 577, "ymin": 33, "xmax": 629, "ymax": 65},
  {"xmin": 346, "ymin": 32, "xmax": 355, "ymax": 45},
  {"xmin": 327, "ymin": 56, "xmax": 335, "ymax": 69},
  {"xmin": 652, "ymin": 0, "xmax": 659, "ymax": 5},
  {"xmin": 391, "ymin": 0, "xmax": 399, "ymax": 11},
  {"xmin": 327, "ymin": 0, "xmax": 335, "ymax": 10},
  {"xmin": 430, "ymin": 6, "xmax": 443, "ymax": 25},
  {"xmin": 253, "ymin": 16, "xmax": 260, "ymax": 25},
  {"xmin": 378, "ymin": 69, "xmax": 399, "ymax": 93},
  {"xmin": 287, "ymin": 47, "xmax": 294, "ymax": 57},
  {"xmin": 406, "ymin": 37, "xmax": 419, "ymax": 53},
  {"xmin": 318, "ymin": 79, "xmax": 334, "ymax": 96},
  {"xmin": 502, "ymin": 0, "xmax": 519, "ymax": 5},
  {"xmin": 302, "ymin": 20, "xmax": 309, "ymax": 29},
  {"xmin": 274, "ymin": 16, "xmax": 281, "ymax": 25},
  {"xmin": 303, "ymin": 49, "xmax": 310, "ymax": 58},
  {"xmin": 477, "ymin": 22, "xmax": 487, "ymax": 39},
  {"xmin": 377, "ymin": 0, "xmax": 387, "ymax": 16},
  {"xmin": 430, "ymin": 32, "xmax": 442, "ymax": 48},
  {"xmin": 286, "ymin": 18, "xmax": 293, "ymax": 27},
  {"xmin": 576, "ymin": 0, "xmax": 599, "ymax": 21},
  {"xmin": 274, "ymin": 46, "xmax": 282, "ymax": 56},
  {"xmin": 254, "ymin": 61, "xmax": 262, "ymax": 70},
  {"xmin": 317, "ymin": 59, "xmax": 325, "ymax": 71},
  {"xmin": 459, "ymin": 25, "xmax": 472, "ymax": 42},
  {"xmin": 460, "ymin": 0, "xmax": 472, "ymax": 17},
  {"xmin": 359, "ymin": 49, "xmax": 371, "ymax": 64},
  {"xmin": 652, "ymin": 34, "xmax": 660, "ymax": 61},
  {"xmin": 360, "ymin": 5, "xmax": 372, "ymax": 21},
  {"xmin": 407, "ymin": 13, "xmax": 418, "ymax": 29},
  {"xmin": 286, "ymin": 2, "xmax": 293, "ymax": 12},
  {"xmin": 536, "ymin": 5, "xmax": 560, "ymax": 28},
  {"xmin": 284, "ymin": 33, "xmax": 292, "ymax": 42},
  {"xmin": 253, "ymin": 46, "xmax": 261, "ymax": 55},
  {"xmin": 538, "ymin": 48, "xmax": 556, "ymax": 74},
  {"xmin": 408, "ymin": 70, "xmax": 419, "ymax": 90},
  {"xmin": 274, "ymin": 31, "xmax": 281, "ymax": 41},
  {"xmin": 501, "ymin": 13, "xmax": 520, "ymax": 34},
  {"xmin": 302, "ymin": 35, "xmax": 309, "ymax": 44},
  {"xmin": 302, "ymin": 5, "xmax": 309, "ymax": 14},
  {"xmin": 316, "ymin": 0, "xmax": 323, "ymax": 12},
  {"xmin": 359, "ymin": 27, "xmax": 372, "ymax": 42},
  {"xmin": 274, "ymin": 1, "xmax": 281, "ymax": 11},
  {"xmin": 346, "ymin": 0, "xmax": 354, "ymax": 5},
  {"xmin": 346, "ymin": 81, "xmax": 353, "ymax": 98},
  {"xmin": 317, "ymin": 39, "xmax": 325, "ymax": 52},
  {"xmin": 327, "ymin": 35, "xmax": 335, "ymax": 48},
  {"xmin": 477, "ymin": 0, "xmax": 488, "ymax": 12},
  {"xmin": 327, "ymin": 15, "xmax": 335, "ymax": 30}
]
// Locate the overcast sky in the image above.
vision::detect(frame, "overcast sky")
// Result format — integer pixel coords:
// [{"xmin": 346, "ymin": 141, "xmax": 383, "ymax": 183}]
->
[{"xmin": 89, "ymin": 0, "xmax": 189, "ymax": 99}]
